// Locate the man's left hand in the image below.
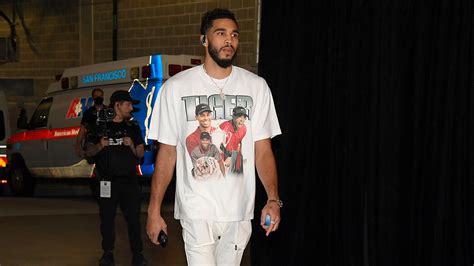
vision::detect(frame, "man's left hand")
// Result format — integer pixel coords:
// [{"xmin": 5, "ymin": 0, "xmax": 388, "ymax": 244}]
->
[
  {"xmin": 260, "ymin": 202, "xmax": 281, "ymax": 236},
  {"xmin": 123, "ymin": 137, "xmax": 134, "ymax": 146}
]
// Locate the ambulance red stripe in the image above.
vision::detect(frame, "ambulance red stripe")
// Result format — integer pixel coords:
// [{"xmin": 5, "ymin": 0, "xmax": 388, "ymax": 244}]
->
[{"xmin": 7, "ymin": 126, "xmax": 80, "ymax": 144}]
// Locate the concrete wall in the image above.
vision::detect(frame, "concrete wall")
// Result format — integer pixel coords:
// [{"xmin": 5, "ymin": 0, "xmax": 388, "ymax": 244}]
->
[
  {"xmin": 0, "ymin": 1, "xmax": 81, "ymax": 132},
  {"xmin": 94, "ymin": 0, "xmax": 259, "ymax": 69},
  {"xmin": 0, "ymin": 0, "xmax": 259, "ymax": 132}
]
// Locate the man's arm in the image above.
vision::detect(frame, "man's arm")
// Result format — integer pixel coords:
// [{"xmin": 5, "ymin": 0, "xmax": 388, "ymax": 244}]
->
[
  {"xmin": 255, "ymin": 138, "xmax": 281, "ymax": 236},
  {"xmin": 123, "ymin": 137, "xmax": 144, "ymax": 159},
  {"xmin": 213, "ymin": 146, "xmax": 226, "ymax": 176},
  {"xmin": 135, "ymin": 144, "xmax": 145, "ymax": 159},
  {"xmin": 146, "ymin": 143, "xmax": 177, "ymax": 245},
  {"xmin": 75, "ymin": 125, "xmax": 87, "ymax": 157},
  {"xmin": 84, "ymin": 137, "xmax": 108, "ymax": 157}
]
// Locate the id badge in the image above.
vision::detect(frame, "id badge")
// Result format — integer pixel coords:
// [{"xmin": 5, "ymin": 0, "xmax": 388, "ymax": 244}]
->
[{"xmin": 100, "ymin": 181, "xmax": 111, "ymax": 198}]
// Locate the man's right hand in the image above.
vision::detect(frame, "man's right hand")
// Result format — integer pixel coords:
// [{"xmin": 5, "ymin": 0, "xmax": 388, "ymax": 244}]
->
[
  {"xmin": 99, "ymin": 137, "xmax": 108, "ymax": 148},
  {"xmin": 146, "ymin": 213, "xmax": 168, "ymax": 246}
]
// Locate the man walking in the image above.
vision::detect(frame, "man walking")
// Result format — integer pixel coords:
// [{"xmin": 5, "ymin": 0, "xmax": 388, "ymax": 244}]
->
[{"xmin": 147, "ymin": 8, "xmax": 282, "ymax": 265}]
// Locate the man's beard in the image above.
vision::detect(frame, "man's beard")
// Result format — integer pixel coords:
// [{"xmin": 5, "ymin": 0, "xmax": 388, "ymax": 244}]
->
[
  {"xmin": 124, "ymin": 114, "xmax": 132, "ymax": 120},
  {"xmin": 120, "ymin": 111, "xmax": 132, "ymax": 120},
  {"xmin": 208, "ymin": 43, "xmax": 237, "ymax": 68}
]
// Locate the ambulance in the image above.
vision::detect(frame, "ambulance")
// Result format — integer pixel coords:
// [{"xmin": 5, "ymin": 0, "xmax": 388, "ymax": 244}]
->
[
  {"xmin": 6, "ymin": 54, "xmax": 202, "ymax": 196},
  {"xmin": 0, "ymin": 91, "xmax": 10, "ymax": 195}
]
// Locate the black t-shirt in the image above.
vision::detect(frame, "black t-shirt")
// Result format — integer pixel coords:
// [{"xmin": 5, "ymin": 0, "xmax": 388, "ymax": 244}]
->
[{"xmin": 92, "ymin": 120, "xmax": 144, "ymax": 178}]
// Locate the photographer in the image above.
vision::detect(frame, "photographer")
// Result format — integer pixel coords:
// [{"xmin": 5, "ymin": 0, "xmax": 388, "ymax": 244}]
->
[{"xmin": 85, "ymin": 90, "xmax": 147, "ymax": 266}]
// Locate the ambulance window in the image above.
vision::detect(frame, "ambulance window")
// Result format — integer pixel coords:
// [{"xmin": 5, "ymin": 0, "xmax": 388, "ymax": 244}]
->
[
  {"xmin": 29, "ymin": 98, "xmax": 53, "ymax": 129},
  {"xmin": 0, "ymin": 111, "xmax": 5, "ymax": 141}
]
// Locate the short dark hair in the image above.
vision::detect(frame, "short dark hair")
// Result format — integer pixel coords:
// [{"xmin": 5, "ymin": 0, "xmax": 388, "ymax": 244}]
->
[
  {"xmin": 91, "ymin": 88, "xmax": 104, "ymax": 97},
  {"xmin": 200, "ymin": 8, "xmax": 238, "ymax": 35}
]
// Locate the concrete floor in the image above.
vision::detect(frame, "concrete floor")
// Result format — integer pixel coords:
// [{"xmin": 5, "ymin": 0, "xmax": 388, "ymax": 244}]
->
[{"xmin": 0, "ymin": 196, "xmax": 250, "ymax": 266}]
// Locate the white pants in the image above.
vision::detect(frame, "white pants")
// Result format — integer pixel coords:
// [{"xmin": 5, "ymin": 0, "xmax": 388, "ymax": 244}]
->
[{"xmin": 180, "ymin": 219, "xmax": 252, "ymax": 266}]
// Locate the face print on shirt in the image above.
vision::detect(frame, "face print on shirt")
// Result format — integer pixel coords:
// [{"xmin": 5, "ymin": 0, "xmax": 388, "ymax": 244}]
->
[{"xmin": 183, "ymin": 95, "xmax": 252, "ymax": 180}]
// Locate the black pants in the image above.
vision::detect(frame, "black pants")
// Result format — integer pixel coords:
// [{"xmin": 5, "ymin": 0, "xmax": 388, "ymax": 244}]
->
[{"xmin": 98, "ymin": 178, "xmax": 143, "ymax": 254}]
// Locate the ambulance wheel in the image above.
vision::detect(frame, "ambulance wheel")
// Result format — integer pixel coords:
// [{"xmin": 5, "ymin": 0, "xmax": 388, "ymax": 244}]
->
[{"xmin": 8, "ymin": 158, "xmax": 35, "ymax": 196}]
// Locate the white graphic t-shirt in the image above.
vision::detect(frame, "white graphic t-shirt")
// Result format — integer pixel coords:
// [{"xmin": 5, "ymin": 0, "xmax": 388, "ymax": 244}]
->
[{"xmin": 148, "ymin": 65, "xmax": 281, "ymax": 222}]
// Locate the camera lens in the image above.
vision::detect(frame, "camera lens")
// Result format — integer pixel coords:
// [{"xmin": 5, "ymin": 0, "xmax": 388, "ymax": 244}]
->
[
  {"xmin": 97, "ymin": 108, "xmax": 116, "ymax": 121},
  {"xmin": 105, "ymin": 108, "xmax": 115, "ymax": 119}
]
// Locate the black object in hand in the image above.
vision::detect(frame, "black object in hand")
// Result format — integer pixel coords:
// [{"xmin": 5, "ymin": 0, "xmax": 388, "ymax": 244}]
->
[{"xmin": 158, "ymin": 230, "xmax": 168, "ymax": 248}]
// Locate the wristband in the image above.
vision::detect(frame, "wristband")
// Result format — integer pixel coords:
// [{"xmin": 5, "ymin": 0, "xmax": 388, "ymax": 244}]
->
[{"xmin": 267, "ymin": 199, "xmax": 283, "ymax": 208}]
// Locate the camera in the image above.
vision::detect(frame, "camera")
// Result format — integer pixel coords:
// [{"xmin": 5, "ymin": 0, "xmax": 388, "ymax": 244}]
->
[
  {"xmin": 96, "ymin": 108, "xmax": 116, "ymax": 138},
  {"xmin": 97, "ymin": 108, "xmax": 116, "ymax": 123}
]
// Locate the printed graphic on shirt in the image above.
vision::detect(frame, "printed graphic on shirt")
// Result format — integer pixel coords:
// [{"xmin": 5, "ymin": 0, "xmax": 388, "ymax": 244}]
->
[
  {"xmin": 183, "ymin": 94, "xmax": 251, "ymax": 181},
  {"xmin": 182, "ymin": 94, "xmax": 253, "ymax": 121},
  {"xmin": 108, "ymin": 137, "xmax": 124, "ymax": 146}
]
